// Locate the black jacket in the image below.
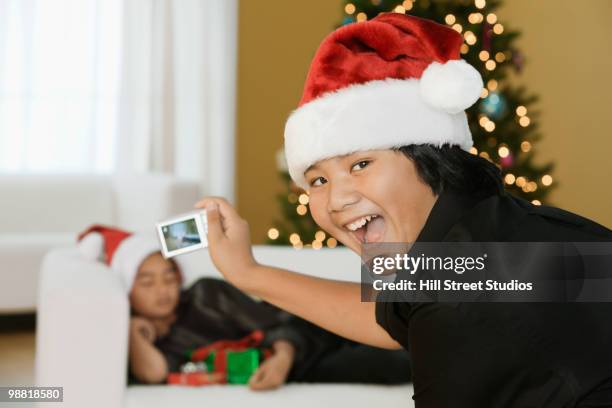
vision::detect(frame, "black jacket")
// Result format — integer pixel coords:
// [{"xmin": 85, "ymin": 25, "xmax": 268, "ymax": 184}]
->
[
  {"xmin": 128, "ymin": 277, "xmax": 412, "ymax": 385},
  {"xmin": 128, "ymin": 277, "xmax": 345, "ymax": 384},
  {"xmin": 375, "ymin": 181, "xmax": 612, "ymax": 408}
]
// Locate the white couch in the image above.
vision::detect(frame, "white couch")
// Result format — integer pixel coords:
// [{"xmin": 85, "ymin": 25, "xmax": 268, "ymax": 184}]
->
[
  {"xmin": 0, "ymin": 173, "xmax": 201, "ymax": 313},
  {"xmin": 35, "ymin": 245, "xmax": 414, "ymax": 408}
]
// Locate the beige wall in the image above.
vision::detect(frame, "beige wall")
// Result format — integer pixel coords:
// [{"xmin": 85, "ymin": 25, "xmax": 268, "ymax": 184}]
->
[
  {"xmin": 237, "ymin": 1, "xmax": 612, "ymax": 244},
  {"xmin": 497, "ymin": 0, "xmax": 612, "ymax": 228}
]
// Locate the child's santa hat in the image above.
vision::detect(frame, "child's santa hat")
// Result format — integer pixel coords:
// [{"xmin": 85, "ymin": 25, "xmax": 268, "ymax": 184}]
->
[
  {"xmin": 77, "ymin": 224, "xmax": 182, "ymax": 293},
  {"xmin": 284, "ymin": 13, "xmax": 484, "ymax": 190}
]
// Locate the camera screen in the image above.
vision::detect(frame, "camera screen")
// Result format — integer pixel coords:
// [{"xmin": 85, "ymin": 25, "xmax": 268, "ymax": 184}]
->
[{"xmin": 161, "ymin": 218, "xmax": 201, "ymax": 252}]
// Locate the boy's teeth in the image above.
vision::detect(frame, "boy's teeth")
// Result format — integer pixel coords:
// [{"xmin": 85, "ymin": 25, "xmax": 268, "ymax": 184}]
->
[{"xmin": 346, "ymin": 214, "xmax": 378, "ymax": 231}]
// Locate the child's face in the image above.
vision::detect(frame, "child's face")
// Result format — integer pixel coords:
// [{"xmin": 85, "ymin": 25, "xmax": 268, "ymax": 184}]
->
[
  {"xmin": 130, "ymin": 252, "xmax": 181, "ymax": 319},
  {"xmin": 305, "ymin": 149, "xmax": 437, "ymax": 256}
]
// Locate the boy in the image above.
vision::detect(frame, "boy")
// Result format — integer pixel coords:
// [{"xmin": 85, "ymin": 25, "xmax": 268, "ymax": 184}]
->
[
  {"xmin": 77, "ymin": 225, "xmax": 411, "ymax": 389},
  {"xmin": 194, "ymin": 12, "xmax": 612, "ymax": 407}
]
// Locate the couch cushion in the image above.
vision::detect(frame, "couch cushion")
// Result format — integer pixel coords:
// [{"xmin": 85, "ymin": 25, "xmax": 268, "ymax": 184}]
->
[
  {"xmin": 0, "ymin": 233, "xmax": 75, "ymax": 312},
  {"xmin": 174, "ymin": 245, "xmax": 362, "ymax": 288},
  {"xmin": 111, "ymin": 173, "xmax": 201, "ymax": 232},
  {"xmin": 0, "ymin": 174, "xmax": 115, "ymax": 233},
  {"xmin": 125, "ymin": 383, "xmax": 414, "ymax": 408}
]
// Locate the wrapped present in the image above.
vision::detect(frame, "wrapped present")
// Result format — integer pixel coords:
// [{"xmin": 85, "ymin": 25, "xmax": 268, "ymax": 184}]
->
[
  {"xmin": 167, "ymin": 371, "xmax": 220, "ymax": 386},
  {"xmin": 168, "ymin": 330, "xmax": 272, "ymax": 386},
  {"xmin": 209, "ymin": 348, "xmax": 261, "ymax": 384}
]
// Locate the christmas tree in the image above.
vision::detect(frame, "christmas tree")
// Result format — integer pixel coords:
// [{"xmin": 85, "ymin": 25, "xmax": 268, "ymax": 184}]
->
[{"xmin": 267, "ymin": 0, "xmax": 554, "ymax": 248}]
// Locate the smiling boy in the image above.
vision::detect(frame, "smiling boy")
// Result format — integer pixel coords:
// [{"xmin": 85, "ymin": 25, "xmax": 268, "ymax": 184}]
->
[{"xmin": 195, "ymin": 13, "xmax": 612, "ymax": 408}]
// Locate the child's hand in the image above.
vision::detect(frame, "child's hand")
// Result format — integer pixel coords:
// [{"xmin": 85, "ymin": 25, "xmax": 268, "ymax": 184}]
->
[
  {"xmin": 248, "ymin": 346, "xmax": 294, "ymax": 391},
  {"xmin": 194, "ymin": 197, "xmax": 258, "ymax": 286},
  {"xmin": 130, "ymin": 317, "xmax": 157, "ymax": 342}
]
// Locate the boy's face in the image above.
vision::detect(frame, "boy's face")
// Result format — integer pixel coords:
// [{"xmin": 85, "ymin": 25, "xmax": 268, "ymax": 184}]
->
[
  {"xmin": 305, "ymin": 149, "xmax": 437, "ymax": 256},
  {"xmin": 130, "ymin": 252, "xmax": 181, "ymax": 319}
]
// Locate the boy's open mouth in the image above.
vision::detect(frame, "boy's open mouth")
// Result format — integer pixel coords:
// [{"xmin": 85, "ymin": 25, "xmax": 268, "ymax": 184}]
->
[{"xmin": 344, "ymin": 214, "xmax": 386, "ymax": 244}]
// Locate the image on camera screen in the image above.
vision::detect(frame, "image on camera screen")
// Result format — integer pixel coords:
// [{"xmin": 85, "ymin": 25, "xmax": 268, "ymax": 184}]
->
[{"xmin": 161, "ymin": 218, "xmax": 201, "ymax": 251}]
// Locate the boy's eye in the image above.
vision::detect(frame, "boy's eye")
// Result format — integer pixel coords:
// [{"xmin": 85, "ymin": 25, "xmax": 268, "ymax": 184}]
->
[
  {"xmin": 164, "ymin": 276, "xmax": 178, "ymax": 284},
  {"xmin": 310, "ymin": 176, "xmax": 327, "ymax": 187},
  {"xmin": 351, "ymin": 160, "xmax": 370, "ymax": 171}
]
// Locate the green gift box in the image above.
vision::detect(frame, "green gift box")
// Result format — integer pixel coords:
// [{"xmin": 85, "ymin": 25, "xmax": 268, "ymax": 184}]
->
[{"xmin": 204, "ymin": 348, "xmax": 261, "ymax": 384}]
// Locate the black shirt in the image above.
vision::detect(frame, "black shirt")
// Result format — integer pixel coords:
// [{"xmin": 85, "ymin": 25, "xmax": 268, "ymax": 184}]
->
[{"xmin": 375, "ymin": 183, "xmax": 612, "ymax": 407}]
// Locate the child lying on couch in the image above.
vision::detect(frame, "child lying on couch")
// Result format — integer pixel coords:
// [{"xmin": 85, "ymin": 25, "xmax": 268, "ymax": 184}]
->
[{"xmin": 77, "ymin": 224, "xmax": 411, "ymax": 390}]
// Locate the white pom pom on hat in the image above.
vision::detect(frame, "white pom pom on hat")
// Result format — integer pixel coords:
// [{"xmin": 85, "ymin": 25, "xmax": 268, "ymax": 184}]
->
[
  {"xmin": 419, "ymin": 59, "xmax": 484, "ymax": 115},
  {"xmin": 78, "ymin": 231, "xmax": 104, "ymax": 262}
]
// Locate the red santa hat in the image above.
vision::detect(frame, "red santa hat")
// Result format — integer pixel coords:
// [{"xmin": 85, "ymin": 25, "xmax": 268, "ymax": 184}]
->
[
  {"xmin": 76, "ymin": 224, "xmax": 183, "ymax": 293},
  {"xmin": 284, "ymin": 13, "xmax": 483, "ymax": 190}
]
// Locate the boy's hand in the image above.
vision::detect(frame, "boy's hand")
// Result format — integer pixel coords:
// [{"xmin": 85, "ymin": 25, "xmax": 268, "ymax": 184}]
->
[
  {"xmin": 194, "ymin": 197, "xmax": 258, "ymax": 286},
  {"xmin": 130, "ymin": 317, "xmax": 157, "ymax": 343},
  {"xmin": 248, "ymin": 345, "xmax": 294, "ymax": 391}
]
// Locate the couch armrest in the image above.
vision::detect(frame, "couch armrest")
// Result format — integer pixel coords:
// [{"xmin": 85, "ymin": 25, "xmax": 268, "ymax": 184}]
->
[
  {"xmin": 0, "ymin": 233, "xmax": 74, "ymax": 312},
  {"xmin": 36, "ymin": 248, "xmax": 129, "ymax": 408},
  {"xmin": 112, "ymin": 173, "xmax": 201, "ymax": 232}
]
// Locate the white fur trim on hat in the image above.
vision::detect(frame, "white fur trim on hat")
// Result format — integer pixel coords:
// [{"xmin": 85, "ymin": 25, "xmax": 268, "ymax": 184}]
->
[
  {"xmin": 111, "ymin": 233, "xmax": 162, "ymax": 293},
  {"xmin": 284, "ymin": 77, "xmax": 476, "ymax": 190}
]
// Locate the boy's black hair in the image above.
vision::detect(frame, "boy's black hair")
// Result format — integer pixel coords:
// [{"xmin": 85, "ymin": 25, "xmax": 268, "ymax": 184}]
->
[{"xmin": 393, "ymin": 144, "xmax": 504, "ymax": 197}]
